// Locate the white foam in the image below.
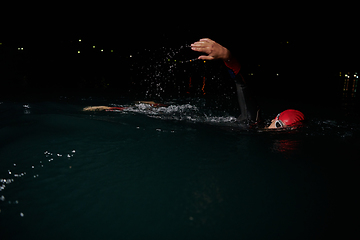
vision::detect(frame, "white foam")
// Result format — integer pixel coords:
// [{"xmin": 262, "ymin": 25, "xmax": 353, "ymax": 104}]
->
[{"xmin": 111, "ymin": 103, "xmax": 238, "ymax": 124}]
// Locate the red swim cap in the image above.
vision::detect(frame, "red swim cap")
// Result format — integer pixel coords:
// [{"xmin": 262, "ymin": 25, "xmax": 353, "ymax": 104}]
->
[{"xmin": 277, "ymin": 109, "xmax": 305, "ymax": 127}]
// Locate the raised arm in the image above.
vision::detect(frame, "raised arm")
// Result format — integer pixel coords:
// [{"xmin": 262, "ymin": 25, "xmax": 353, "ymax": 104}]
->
[
  {"xmin": 191, "ymin": 38, "xmax": 259, "ymax": 124},
  {"xmin": 191, "ymin": 38, "xmax": 231, "ymax": 61},
  {"xmin": 191, "ymin": 38, "xmax": 241, "ymax": 75}
]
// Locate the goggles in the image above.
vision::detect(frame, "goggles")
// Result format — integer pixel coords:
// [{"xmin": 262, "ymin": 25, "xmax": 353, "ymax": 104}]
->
[{"xmin": 275, "ymin": 113, "xmax": 284, "ymax": 128}]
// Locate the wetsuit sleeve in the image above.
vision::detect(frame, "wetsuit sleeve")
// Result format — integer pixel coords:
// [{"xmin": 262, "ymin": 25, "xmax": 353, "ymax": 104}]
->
[
  {"xmin": 223, "ymin": 58, "xmax": 259, "ymax": 124},
  {"xmin": 224, "ymin": 57, "xmax": 241, "ymax": 75}
]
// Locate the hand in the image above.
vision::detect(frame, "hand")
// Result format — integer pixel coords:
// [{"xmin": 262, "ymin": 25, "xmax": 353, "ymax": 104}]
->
[{"xmin": 191, "ymin": 38, "xmax": 231, "ymax": 61}]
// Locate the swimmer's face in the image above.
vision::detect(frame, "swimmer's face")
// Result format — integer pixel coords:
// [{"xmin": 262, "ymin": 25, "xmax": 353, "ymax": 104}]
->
[{"xmin": 267, "ymin": 118, "xmax": 286, "ymax": 129}]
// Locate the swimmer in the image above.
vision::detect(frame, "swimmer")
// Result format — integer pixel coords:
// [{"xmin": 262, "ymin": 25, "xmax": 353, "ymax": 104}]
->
[
  {"xmin": 84, "ymin": 39, "xmax": 304, "ymax": 130},
  {"xmin": 191, "ymin": 38, "xmax": 305, "ymax": 129}
]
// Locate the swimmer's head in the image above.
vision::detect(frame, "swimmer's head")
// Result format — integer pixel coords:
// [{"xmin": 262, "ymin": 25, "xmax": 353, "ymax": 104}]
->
[{"xmin": 267, "ymin": 109, "xmax": 305, "ymax": 129}]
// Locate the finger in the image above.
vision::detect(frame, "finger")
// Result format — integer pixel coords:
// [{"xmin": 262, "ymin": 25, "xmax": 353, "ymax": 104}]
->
[
  {"xmin": 199, "ymin": 38, "xmax": 214, "ymax": 43},
  {"xmin": 192, "ymin": 47, "xmax": 212, "ymax": 55},
  {"xmin": 198, "ymin": 55, "xmax": 214, "ymax": 60},
  {"xmin": 191, "ymin": 46, "xmax": 205, "ymax": 52},
  {"xmin": 191, "ymin": 45, "xmax": 212, "ymax": 54},
  {"xmin": 191, "ymin": 42, "xmax": 205, "ymax": 48},
  {"xmin": 191, "ymin": 41, "xmax": 208, "ymax": 47}
]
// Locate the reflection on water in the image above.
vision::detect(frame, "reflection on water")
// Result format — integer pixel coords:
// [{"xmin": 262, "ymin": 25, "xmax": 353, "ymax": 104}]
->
[{"xmin": 272, "ymin": 138, "xmax": 301, "ymax": 158}]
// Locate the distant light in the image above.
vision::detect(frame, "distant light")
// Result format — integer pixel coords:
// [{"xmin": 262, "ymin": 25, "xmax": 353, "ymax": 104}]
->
[
  {"xmin": 286, "ymin": 41, "xmax": 289, "ymax": 44},
  {"xmin": 18, "ymin": 48, "xmax": 21, "ymax": 50},
  {"xmin": 78, "ymin": 50, "xmax": 80, "ymax": 53},
  {"xmin": 0, "ymin": 42, "xmax": 2, "ymax": 45},
  {"xmin": 101, "ymin": 49, "xmax": 103, "ymax": 52},
  {"xmin": 129, "ymin": 55, "xmax": 132, "ymax": 58},
  {"xmin": 276, "ymin": 73, "xmax": 279, "ymax": 76},
  {"xmin": 21, "ymin": 48, "xmax": 23, "ymax": 50},
  {"xmin": 345, "ymin": 74, "xmax": 348, "ymax": 77},
  {"xmin": 93, "ymin": 46, "xmax": 95, "ymax": 49},
  {"xmin": 111, "ymin": 50, "xmax": 114, "ymax": 53},
  {"xmin": 79, "ymin": 39, "xmax": 81, "ymax": 42},
  {"xmin": 203, "ymin": 60, "xmax": 206, "ymax": 63}
]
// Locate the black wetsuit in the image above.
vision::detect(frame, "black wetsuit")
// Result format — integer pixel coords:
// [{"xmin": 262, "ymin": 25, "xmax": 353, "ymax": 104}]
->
[{"xmin": 226, "ymin": 64, "xmax": 260, "ymax": 126}]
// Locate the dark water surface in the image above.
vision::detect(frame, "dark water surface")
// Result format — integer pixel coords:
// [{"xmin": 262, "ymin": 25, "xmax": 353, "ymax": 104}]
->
[{"xmin": 0, "ymin": 98, "xmax": 358, "ymax": 240}]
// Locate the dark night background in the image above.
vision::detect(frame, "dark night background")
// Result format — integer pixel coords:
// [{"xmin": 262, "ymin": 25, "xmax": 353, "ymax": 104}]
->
[
  {"xmin": 1, "ymin": 5, "xmax": 359, "ymax": 240},
  {"xmin": 1, "ymin": 5, "xmax": 359, "ymax": 112}
]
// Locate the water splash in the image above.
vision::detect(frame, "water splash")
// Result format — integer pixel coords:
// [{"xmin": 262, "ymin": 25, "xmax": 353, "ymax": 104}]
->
[
  {"xmin": 0, "ymin": 149, "xmax": 77, "ymax": 217},
  {"xmin": 129, "ymin": 44, "xmax": 207, "ymax": 99},
  {"xmin": 108, "ymin": 102, "xmax": 237, "ymax": 125},
  {"xmin": 23, "ymin": 104, "xmax": 31, "ymax": 114}
]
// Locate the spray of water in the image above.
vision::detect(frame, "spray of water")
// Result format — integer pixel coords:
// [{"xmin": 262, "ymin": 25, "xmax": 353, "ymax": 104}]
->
[
  {"xmin": 128, "ymin": 44, "xmax": 212, "ymax": 100},
  {"xmin": 108, "ymin": 102, "xmax": 237, "ymax": 124}
]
